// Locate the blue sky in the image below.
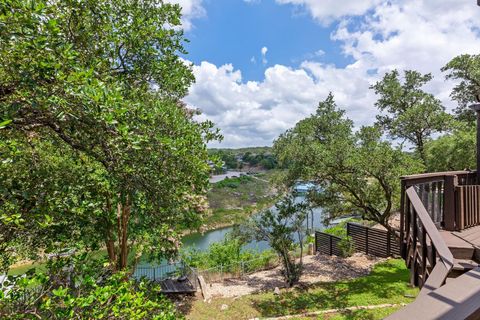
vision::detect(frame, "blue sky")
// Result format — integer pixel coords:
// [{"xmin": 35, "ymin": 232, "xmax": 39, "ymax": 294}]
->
[
  {"xmin": 172, "ymin": 0, "xmax": 480, "ymax": 148},
  {"xmin": 184, "ymin": 0, "xmax": 349, "ymax": 81}
]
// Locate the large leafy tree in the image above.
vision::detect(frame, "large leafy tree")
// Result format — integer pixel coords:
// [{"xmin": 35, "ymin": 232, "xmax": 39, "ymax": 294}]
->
[
  {"xmin": 274, "ymin": 94, "xmax": 423, "ymax": 231},
  {"xmin": 371, "ymin": 70, "xmax": 452, "ymax": 164},
  {"xmin": 442, "ymin": 54, "xmax": 480, "ymax": 123},
  {"xmin": 424, "ymin": 122, "xmax": 476, "ymax": 172},
  {"xmin": 0, "ymin": 0, "xmax": 219, "ymax": 271}
]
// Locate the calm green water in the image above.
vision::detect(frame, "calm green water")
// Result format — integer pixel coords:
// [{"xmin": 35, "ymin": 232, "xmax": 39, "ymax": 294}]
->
[
  {"xmin": 134, "ymin": 193, "xmax": 327, "ymax": 277},
  {"xmin": 181, "ymin": 195, "xmax": 326, "ymax": 252}
]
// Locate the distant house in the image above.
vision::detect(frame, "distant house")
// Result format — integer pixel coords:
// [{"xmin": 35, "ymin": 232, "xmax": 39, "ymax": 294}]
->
[{"xmin": 293, "ymin": 182, "xmax": 315, "ymax": 193}]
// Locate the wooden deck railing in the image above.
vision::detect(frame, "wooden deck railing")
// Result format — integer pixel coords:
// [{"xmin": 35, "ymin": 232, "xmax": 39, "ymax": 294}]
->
[
  {"xmin": 400, "ymin": 170, "xmax": 478, "ymax": 236},
  {"xmin": 456, "ymin": 185, "xmax": 480, "ymax": 229},
  {"xmin": 404, "ymin": 187, "xmax": 454, "ymax": 293}
]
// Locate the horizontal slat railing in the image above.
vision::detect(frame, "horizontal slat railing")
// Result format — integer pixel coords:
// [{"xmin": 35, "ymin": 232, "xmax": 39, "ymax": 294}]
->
[
  {"xmin": 456, "ymin": 185, "xmax": 480, "ymax": 230},
  {"xmin": 347, "ymin": 223, "xmax": 400, "ymax": 257},
  {"xmin": 315, "ymin": 231, "xmax": 342, "ymax": 256},
  {"xmin": 405, "ymin": 187, "xmax": 454, "ymax": 293}
]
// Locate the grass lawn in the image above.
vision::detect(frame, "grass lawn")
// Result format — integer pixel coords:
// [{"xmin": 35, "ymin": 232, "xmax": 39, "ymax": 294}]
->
[
  {"xmin": 272, "ymin": 306, "xmax": 402, "ymax": 319},
  {"xmin": 8, "ymin": 249, "xmax": 115, "ymax": 276},
  {"xmin": 186, "ymin": 259, "xmax": 417, "ymax": 320}
]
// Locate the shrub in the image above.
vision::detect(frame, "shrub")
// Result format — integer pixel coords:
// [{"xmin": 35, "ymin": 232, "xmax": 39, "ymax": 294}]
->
[
  {"xmin": 338, "ymin": 236, "xmax": 355, "ymax": 257},
  {"xmin": 0, "ymin": 256, "xmax": 180, "ymax": 320},
  {"xmin": 323, "ymin": 218, "xmax": 361, "ymax": 238},
  {"xmin": 213, "ymin": 176, "xmax": 253, "ymax": 189},
  {"xmin": 179, "ymin": 238, "xmax": 275, "ymax": 272}
]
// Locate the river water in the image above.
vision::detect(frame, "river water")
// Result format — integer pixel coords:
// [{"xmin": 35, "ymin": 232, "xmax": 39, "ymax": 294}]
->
[
  {"xmin": 181, "ymin": 195, "xmax": 326, "ymax": 252},
  {"xmin": 134, "ymin": 190, "xmax": 327, "ymax": 277}
]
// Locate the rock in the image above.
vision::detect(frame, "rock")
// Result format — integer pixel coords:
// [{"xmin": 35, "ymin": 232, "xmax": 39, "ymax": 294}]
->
[
  {"xmin": 273, "ymin": 287, "xmax": 281, "ymax": 295},
  {"xmin": 221, "ymin": 304, "xmax": 229, "ymax": 311}
]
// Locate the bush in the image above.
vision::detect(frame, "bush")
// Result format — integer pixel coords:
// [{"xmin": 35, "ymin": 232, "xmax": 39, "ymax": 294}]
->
[
  {"xmin": 0, "ymin": 256, "xmax": 180, "ymax": 320},
  {"xmin": 213, "ymin": 175, "xmax": 253, "ymax": 189},
  {"xmin": 323, "ymin": 218, "xmax": 361, "ymax": 238},
  {"xmin": 338, "ymin": 236, "xmax": 355, "ymax": 257},
  {"xmin": 180, "ymin": 238, "xmax": 275, "ymax": 272}
]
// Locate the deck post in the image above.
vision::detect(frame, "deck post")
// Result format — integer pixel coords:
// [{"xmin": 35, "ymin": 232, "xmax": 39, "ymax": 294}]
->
[
  {"xmin": 469, "ymin": 103, "xmax": 480, "ymax": 185},
  {"xmin": 444, "ymin": 175, "xmax": 457, "ymax": 230},
  {"xmin": 400, "ymin": 179, "xmax": 406, "ymax": 258}
]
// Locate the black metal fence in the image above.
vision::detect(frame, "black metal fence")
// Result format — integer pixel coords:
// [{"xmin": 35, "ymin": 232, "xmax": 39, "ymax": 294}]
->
[
  {"xmin": 315, "ymin": 222, "xmax": 401, "ymax": 258},
  {"xmin": 347, "ymin": 223, "xmax": 400, "ymax": 257},
  {"xmin": 315, "ymin": 231, "xmax": 342, "ymax": 256},
  {"xmin": 133, "ymin": 262, "xmax": 185, "ymax": 281}
]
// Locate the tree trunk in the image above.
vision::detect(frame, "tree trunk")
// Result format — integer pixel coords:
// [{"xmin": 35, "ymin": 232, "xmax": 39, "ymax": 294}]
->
[
  {"xmin": 105, "ymin": 199, "xmax": 117, "ymax": 269},
  {"xmin": 105, "ymin": 234, "xmax": 116, "ymax": 269},
  {"xmin": 116, "ymin": 195, "xmax": 131, "ymax": 270},
  {"xmin": 416, "ymin": 135, "xmax": 427, "ymax": 166}
]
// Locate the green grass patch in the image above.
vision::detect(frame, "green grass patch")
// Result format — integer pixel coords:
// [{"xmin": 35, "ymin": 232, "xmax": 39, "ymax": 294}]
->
[
  {"xmin": 322, "ymin": 218, "xmax": 362, "ymax": 238},
  {"xmin": 8, "ymin": 261, "xmax": 47, "ymax": 276},
  {"xmin": 317, "ymin": 306, "xmax": 402, "ymax": 320},
  {"xmin": 186, "ymin": 259, "xmax": 417, "ymax": 320}
]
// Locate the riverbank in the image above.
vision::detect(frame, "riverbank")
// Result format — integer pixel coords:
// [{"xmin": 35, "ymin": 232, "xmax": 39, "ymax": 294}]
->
[{"xmin": 201, "ymin": 171, "xmax": 281, "ymax": 232}]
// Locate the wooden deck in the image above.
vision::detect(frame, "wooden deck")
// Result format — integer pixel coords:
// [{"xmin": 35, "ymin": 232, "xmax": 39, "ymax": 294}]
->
[
  {"xmin": 393, "ymin": 171, "xmax": 480, "ymax": 318},
  {"xmin": 387, "ymin": 268, "xmax": 480, "ymax": 320},
  {"xmin": 453, "ymin": 225, "xmax": 480, "ymax": 247},
  {"xmin": 441, "ymin": 225, "xmax": 480, "ymax": 263},
  {"xmin": 159, "ymin": 278, "xmax": 197, "ymax": 294}
]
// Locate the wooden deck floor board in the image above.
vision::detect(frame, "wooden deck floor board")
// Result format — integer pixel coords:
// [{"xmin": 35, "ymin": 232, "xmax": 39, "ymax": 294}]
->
[
  {"xmin": 453, "ymin": 225, "xmax": 480, "ymax": 247},
  {"xmin": 386, "ymin": 268, "xmax": 480, "ymax": 319},
  {"xmin": 158, "ymin": 278, "xmax": 196, "ymax": 293},
  {"xmin": 441, "ymin": 230, "xmax": 473, "ymax": 249}
]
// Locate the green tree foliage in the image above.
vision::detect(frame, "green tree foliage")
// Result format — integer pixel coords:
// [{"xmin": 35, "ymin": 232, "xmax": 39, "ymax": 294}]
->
[
  {"xmin": 371, "ymin": 70, "xmax": 452, "ymax": 164},
  {"xmin": 274, "ymin": 94, "xmax": 423, "ymax": 230},
  {"xmin": 209, "ymin": 150, "xmax": 239, "ymax": 169},
  {"xmin": 0, "ymin": 256, "xmax": 179, "ymax": 320},
  {"xmin": 208, "ymin": 148, "xmax": 278, "ymax": 171},
  {"xmin": 241, "ymin": 196, "xmax": 308, "ymax": 287},
  {"xmin": 0, "ymin": 0, "xmax": 220, "ymax": 271},
  {"xmin": 242, "ymin": 151, "xmax": 277, "ymax": 169},
  {"xmin": 213, "ymin": 175, "xmax": 253, "ymax": 189},
  {"xmin": 442, "ymin": 54, "xmax": 480, "ymax": 123},
  {"xmin": 424, "ymin": 122, "xmax": 476, "ymax": 172}
]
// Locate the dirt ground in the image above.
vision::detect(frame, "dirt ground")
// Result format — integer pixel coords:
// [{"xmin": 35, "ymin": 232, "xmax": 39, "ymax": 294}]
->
[{"xmin": 204, "ymin": 253, "xmax": 385, "ymax": 298}]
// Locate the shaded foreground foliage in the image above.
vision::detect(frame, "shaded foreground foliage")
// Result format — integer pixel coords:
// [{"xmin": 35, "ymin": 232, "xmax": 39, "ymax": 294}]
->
[{"xmin": 0, "ymin": 256, "xmax": 180, "ymax": 320}]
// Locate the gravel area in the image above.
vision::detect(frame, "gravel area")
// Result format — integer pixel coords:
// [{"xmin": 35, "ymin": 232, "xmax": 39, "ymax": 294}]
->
[{"xmin": 206, "ymin": 253, "xmax": 385, "ymax": 298}]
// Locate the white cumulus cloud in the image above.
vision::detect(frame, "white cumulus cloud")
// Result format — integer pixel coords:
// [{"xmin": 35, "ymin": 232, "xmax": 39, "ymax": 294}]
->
[
  {"xmin": 276, "ymin": 0, "xmax": 381, "ymax": 25},
  {"xmin": 185, "ymin": 0, "xmax": 480, "ymax": 148}
]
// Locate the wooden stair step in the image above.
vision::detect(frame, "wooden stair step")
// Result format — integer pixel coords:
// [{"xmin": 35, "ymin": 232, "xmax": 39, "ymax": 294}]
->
[
  {"xmin": 453, "ymin": 259, "xmax": 480, "ymax": 271},
  {"xmin": 387, "ymin": 267, "xmax": 480, "ymax": 320},
  {"xmin": 440, "ymin": 230, "xmax": 475, "ymax": 260}
]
